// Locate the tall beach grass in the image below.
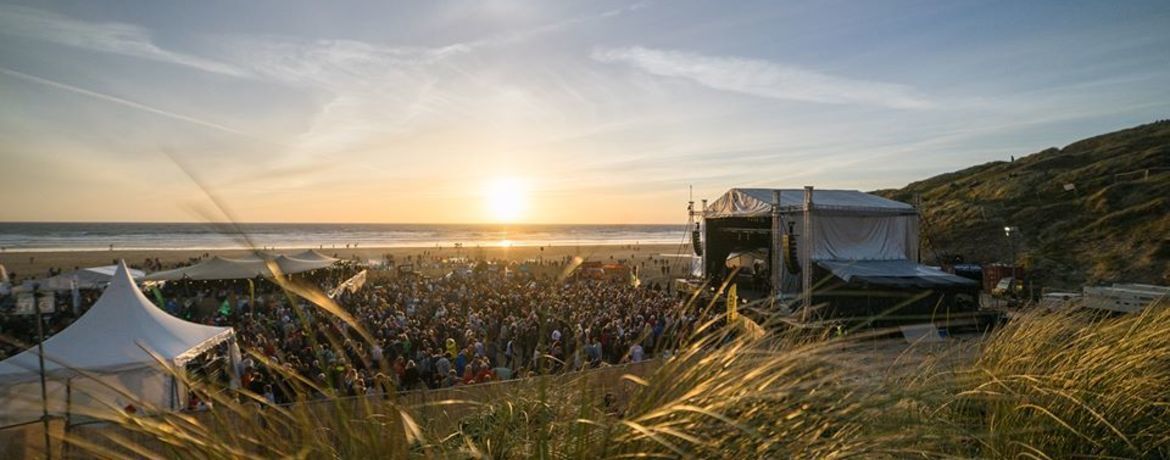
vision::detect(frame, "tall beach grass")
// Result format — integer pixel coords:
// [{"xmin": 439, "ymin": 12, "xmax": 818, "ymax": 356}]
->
[{"xmin": 34, "ymin": 297, "xmax": 1166, "ymax": 459}]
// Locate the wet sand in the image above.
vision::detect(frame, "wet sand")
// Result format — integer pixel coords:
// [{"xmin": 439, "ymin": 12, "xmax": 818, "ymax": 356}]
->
[{"xmin": 0, "ymin": 244, "xmax": 696, "ymax": 283}]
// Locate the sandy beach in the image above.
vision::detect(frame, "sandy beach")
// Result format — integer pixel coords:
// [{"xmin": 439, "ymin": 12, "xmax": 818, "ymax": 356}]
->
[{"xmin": 0, "ymin": 243, "xmax": 694, "ymax": 284}]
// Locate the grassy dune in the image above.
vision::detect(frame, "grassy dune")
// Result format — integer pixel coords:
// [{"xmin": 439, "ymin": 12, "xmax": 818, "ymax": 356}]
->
[
  {"xmin": 876, "ymin": 120, "xmax": 1170, "ymax": 288},
  {"xmin": 58, "ymin": 299, "xmax": 1170, "ymax": 459}
]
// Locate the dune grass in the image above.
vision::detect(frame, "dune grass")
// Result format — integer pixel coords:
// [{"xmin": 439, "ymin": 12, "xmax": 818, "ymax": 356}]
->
[
  {"xmin": 957, "ymin": 305, "xmax": 1170, "ymax": 458},
  {"xmin": 44, "ymin": 296, "xmax": 1168, "ymax": 459}
]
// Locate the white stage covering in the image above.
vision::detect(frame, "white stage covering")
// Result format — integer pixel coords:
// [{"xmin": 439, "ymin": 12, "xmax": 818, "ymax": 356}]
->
[
  {"xmin": 705, "ymin": 188, "xmax": 915, "ymax": 219},
  {"xmin": 702, "ymin": 187, "xmax": 965, "ymax": 292}
]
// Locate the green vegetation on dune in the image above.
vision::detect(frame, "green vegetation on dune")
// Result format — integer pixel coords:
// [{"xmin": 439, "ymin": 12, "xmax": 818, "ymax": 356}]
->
[{"xmin": 876, "ymin": 120, "xmax": 1170, "ymax": 288}]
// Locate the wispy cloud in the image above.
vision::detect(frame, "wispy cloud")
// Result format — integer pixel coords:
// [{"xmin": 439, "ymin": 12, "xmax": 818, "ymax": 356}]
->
[
  {"xmin": 592, "ymin": 46, "xmax": 932, "ymax": 109},
  {"xmin": 0, "ymin": 4, "xmax": 247, "ymax": 77},
  {"xmin": 0, "ymin": 66, "xmax": 271, "ymax": 143},
  {"xmin": 209, "ymin": 36, "xmax": 473, "ymax": 163}
]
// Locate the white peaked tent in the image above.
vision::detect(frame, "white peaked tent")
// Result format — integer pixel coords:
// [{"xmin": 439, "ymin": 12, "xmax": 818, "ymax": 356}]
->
[{"xmin": 0, "ymin": 261, "xmax": 235, "ymax": 425}]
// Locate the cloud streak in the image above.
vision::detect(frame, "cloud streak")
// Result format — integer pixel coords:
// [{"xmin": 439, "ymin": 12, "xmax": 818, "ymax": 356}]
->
[
  {"xmin": 0, "ymin": 4, "xmax": 247, "ymax": 77},
  {"xmin": 0, "ymin": 66, "xmax": 274, "ymax": 144},
  {"xmin": 592, "ymin": 46, "xmax": 932, "ymax": 109}
]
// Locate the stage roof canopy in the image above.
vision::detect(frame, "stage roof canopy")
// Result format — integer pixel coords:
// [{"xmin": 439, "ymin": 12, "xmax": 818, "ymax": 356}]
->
[{"xmin": 705, "ymin": 188, "xmax": 916, "ymax": 219}]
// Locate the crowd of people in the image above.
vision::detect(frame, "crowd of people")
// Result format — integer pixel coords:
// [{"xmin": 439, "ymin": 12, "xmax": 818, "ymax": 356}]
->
[
  {"xmin": 188, "ymin": 259, "xmax": 698, "ymax": 404},
  {"xmin": 2, "ymin": 252, "xmax": 704, "ymax": 407}
]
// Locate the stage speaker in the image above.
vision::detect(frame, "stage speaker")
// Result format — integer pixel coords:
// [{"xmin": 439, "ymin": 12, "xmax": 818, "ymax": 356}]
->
[
  {"xmin": 691, "ymin": 229, "xmax": 703, "ymax": 256},
  {"xmin": 783, "ymin": 234, "xmax": 800, "ymax": 274}
]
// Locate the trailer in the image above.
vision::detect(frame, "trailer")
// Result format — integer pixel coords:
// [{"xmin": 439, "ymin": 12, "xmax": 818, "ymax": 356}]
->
[{"xmin": 1082, "ymin": 283, "xmax": 1170, "ymax": 313}]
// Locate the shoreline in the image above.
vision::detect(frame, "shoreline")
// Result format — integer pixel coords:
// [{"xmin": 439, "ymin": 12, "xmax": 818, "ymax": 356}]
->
[
  {"xmin": 0, "ymin": 243, "xmax": 694, "ymax": 282},
  {"xmin": 0, "ymin": 239, "xmax": 683, "ymax": 253}
]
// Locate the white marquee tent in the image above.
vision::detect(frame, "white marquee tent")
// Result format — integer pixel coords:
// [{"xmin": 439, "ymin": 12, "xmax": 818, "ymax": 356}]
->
[
  {"xmin": 0, "ymin": 262, "xmax": 235, "ymax": 426},
  {"xmin": 34, "ymin": 265, "xmax": 147, "ymax": 291},
  {"xmin": 145, "ymin": 256, "xmax": 272, "ymax": 281},
  {"xmin": 292, "ymin": 250, "xmax": 340, "ymax": 264},
  {"xmin": 274, "ymin": 255, "xmax": 336, "ymax": 275},
  {"xmin": 145, "ymin": 253, "xmax": 338, "ymax": 281}
]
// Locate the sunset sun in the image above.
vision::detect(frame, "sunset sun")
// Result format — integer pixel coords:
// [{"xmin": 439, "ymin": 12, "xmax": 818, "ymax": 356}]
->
[{"xmin": 484, "ymin": 177, "xmax": 529, "ymax": 222}]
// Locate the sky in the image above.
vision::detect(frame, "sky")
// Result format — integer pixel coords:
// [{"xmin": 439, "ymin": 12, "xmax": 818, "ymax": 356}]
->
[{"xmin": 0, "ymin": 0, "xmax": 1168, "ymax": 224}]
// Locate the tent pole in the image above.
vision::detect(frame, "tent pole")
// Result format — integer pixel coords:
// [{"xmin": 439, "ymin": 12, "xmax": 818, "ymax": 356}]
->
[
  {"xmin": 700, "ymin": 199, "xmax": 708, "ymax": 280},
  {"xmin": 33, "ymin": 284, "xmax": 52, "ymax": 460},
  {"xmin": 65, "ymin": 379, "xmax": 71, "ymax": 426},
  {"xmin": 63, "ymin": 378, "xmax": 72, "ymax": 460},
  {"xmin": 802, "ymin": 186, "xmax": 814, "ymax": 321},
  {"xmin": 770, "ymin": 191, "xmax": 781, "ymax": 308},
  {"xmin": 913, "ymin": 194, "xmax": 923, "ymax": 264}
]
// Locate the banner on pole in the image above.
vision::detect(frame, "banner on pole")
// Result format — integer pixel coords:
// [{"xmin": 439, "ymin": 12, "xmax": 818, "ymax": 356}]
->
[{"xmin": 329, "ymin": 269, "xmax": 368, "ymax": 298}]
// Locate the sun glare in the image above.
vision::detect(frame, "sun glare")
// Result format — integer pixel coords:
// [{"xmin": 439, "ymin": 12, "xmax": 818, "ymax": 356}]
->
[{"xmin": 484, "ymin": 177, "xmax": 529, "ymax": 222}]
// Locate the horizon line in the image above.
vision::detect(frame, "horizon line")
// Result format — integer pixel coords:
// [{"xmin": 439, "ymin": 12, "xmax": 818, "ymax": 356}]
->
[{"xmin": 0, "ymin": 220, "xmax": 687, "ymax": 226}]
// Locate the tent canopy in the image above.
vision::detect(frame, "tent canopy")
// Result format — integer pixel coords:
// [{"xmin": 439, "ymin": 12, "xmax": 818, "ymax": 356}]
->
[
  {"xmin": 816, "ymin": 260, "xmax": 978, "ymax": 289},
  {"xmin": 146, "ymin": 256, "xmax": 272, "ymax": 281},
  {"xmin": 274, "ymin": 255, "xmax": 336, "ymax": 275},
  {"xmin": 0, "ymin": 261, "xmax": 233, "ymax": 384},
  {"xmin": 705, "ymin": 188, "xmax": 915, "ymax": 219},
  {"xmin": 34, "ymin": 264, "xmax": 146, "ymax": 291},
  {"xmin": 292, "ymin": 249, "xmax": 340, "ymax": 263},
  {"xmin": 146, "ymin": 253, "xmax": 337, "ymax": 281}
]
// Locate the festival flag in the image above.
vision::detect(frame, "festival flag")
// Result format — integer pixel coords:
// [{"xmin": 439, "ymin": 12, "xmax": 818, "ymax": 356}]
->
[{"xmin": 727, "ymin": 284, "xmax": 738, "ymax": 322}]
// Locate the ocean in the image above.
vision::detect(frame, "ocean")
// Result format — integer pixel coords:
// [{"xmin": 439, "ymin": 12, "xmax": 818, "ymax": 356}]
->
[{"xmin": 0, "ymin": 222, "xmax": 689, "ymax": 252}]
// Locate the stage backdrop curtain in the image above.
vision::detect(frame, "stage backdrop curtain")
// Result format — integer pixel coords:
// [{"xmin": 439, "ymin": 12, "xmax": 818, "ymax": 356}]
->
[{"xmin": 809, "ymin": 214, "xmax": 918, "ymax": 261}]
